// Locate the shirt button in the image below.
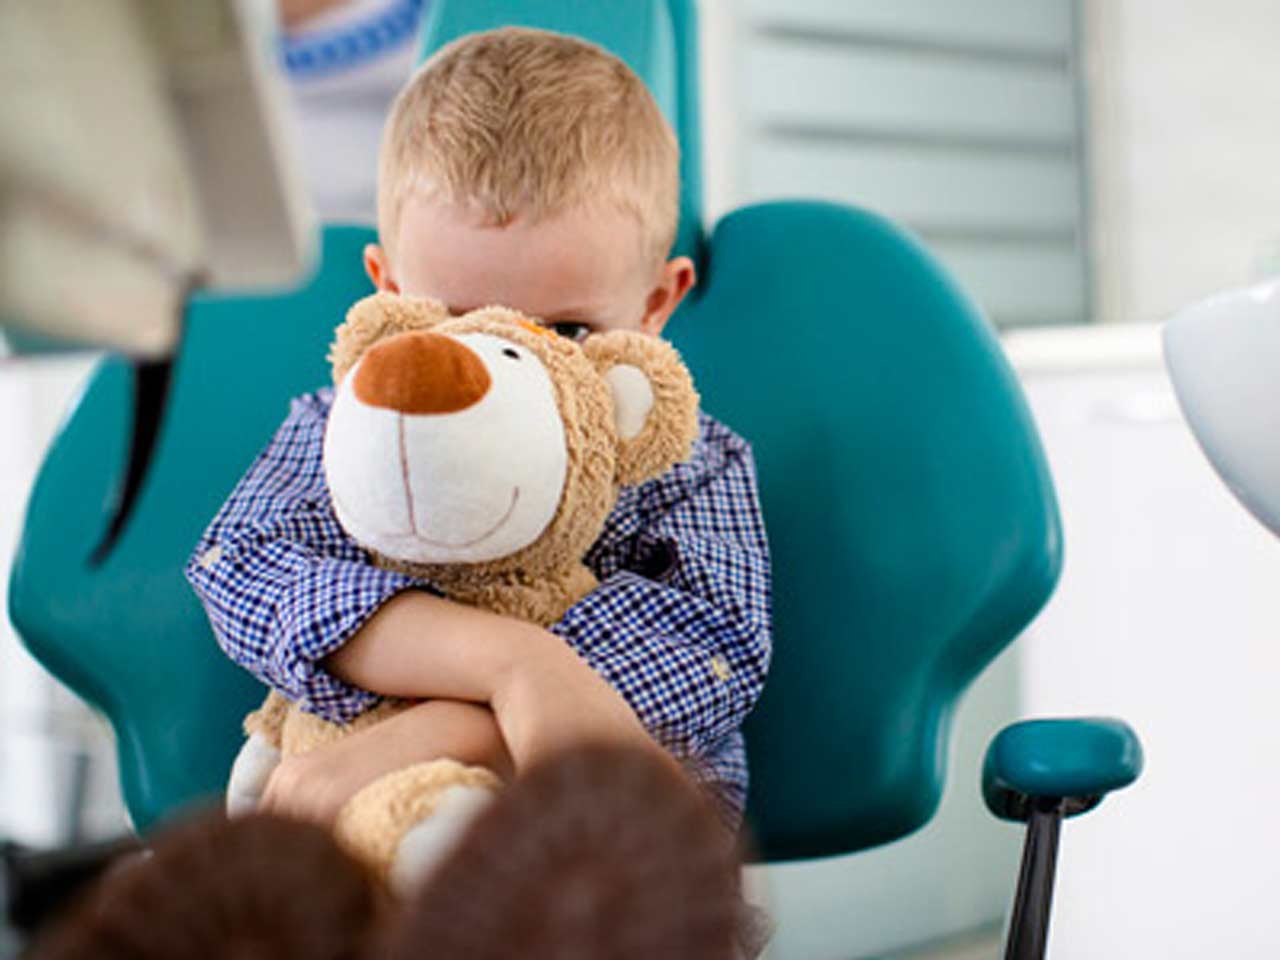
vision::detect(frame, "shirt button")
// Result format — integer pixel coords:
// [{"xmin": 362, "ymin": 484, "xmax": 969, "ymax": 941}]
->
[
  {"xmin": 199, "ymin": 545, "xmax": 224, "ymax": 569},
  {"xmin": 709, "ymin": 655, "xmax": 732, "ymax": 681}
]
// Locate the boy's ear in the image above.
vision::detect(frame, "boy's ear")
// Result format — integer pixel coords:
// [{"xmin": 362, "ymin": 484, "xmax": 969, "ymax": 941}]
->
[
  {"xmin": 638, "ymin": 256, "xmax": 696, "ymax": 337},
  {"xmin": 582, "ymin": 333, "xmax": 700, "ymax": 486},
  {"xmin": 363, "ymin": 244, "xmax": 400, "ymax": 293},
  {"xmin": 328, "ymin": 292, "xmax": 449, "ymax": 384}
]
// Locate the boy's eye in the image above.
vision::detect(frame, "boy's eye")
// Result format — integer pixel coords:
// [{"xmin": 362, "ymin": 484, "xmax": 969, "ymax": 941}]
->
[{"xmin": 546, "ymin": 321, "xmax": 592, "ymax": 343}]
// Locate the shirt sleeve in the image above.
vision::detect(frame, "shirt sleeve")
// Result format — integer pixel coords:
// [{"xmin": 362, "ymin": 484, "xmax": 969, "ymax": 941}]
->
[
  {"xmin": 184, "ymin": 391, "xmax": 427, "ymax": 723},
  {"xmin": 549, "ymin": 417, "xmax": 773, "ymax": 761}
]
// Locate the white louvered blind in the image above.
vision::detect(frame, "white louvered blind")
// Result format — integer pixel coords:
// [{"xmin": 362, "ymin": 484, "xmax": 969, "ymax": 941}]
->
[{"xmin": 730, "ymin": 0, "xmax": 1089, "ymax": 328}]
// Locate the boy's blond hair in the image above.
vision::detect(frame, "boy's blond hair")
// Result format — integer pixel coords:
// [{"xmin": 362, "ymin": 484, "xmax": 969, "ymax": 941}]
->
[{"xmin": 377, "ymin": 27, "xmax": 679, "ymax": 267}]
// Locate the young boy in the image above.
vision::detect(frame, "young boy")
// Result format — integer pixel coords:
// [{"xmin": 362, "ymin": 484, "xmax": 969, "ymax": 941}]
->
[{"xmin": 185, "ymin": 27, "xmax": 772, "ymax": 835}]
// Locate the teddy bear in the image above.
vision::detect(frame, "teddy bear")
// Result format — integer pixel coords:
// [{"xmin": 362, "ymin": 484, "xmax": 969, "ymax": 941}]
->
[{"xmin": 224, "ymin": 291, "xmax": 700, "ymax": 892}]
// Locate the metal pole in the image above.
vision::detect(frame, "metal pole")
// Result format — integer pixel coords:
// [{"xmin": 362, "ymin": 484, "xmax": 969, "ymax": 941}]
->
[{"xmin": 1004, "ymin": 798, "xmax": 1065, "ymax": 960}]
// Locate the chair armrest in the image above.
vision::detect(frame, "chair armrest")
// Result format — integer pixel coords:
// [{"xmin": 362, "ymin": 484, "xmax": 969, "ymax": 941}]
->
[{"xmin": 983, "ymin": 717, "xmax": 1143, "ymax": 821}]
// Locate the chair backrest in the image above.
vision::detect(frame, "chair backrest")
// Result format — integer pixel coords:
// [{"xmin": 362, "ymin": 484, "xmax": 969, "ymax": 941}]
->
[
  {"xmin": 9, "ymin": 2, "xmax": 1062, "ymax": 860},
  {"xmin": 669, "ymin": 202, "xmax": 1061, "ymax": 860},
  {"xmin": 416, "ymin": 0, "xmax": 1063, "ymax": 862}
]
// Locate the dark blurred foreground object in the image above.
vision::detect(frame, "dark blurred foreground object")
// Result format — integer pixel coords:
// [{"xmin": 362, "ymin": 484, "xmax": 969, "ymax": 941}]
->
[
  {"xmin": 2, "ymin": 835, "xmax": 143, "ymax": 938},
  {"xmin": 27, "ymin": 812, "xmax": 381, "ymax": 960},
  {"xmin": 24, "ymin": 747, "xmax": 746, "ymax": 960},
  {"xmin": 384, "ymin": 743, "xmax": 745, "ymax": 960}
]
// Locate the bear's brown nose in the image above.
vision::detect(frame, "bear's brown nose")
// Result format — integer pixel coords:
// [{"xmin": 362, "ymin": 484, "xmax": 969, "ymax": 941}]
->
[{"xmin": 352, "ymin": 331, "xmax": 491, "ymax": 414}]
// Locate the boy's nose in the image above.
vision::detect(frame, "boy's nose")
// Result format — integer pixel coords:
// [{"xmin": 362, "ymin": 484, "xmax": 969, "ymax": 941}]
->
[{"xmin": 352, "ymin": 331, "xmax": 491, "ymax": 414}]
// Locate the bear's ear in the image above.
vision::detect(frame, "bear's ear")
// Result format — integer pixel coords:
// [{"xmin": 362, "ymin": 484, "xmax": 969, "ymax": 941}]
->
[
  {"xmin": 328, "ymin": 292, "xmax": 449, "ymax": 384},
  {"xmin": 582, "ymin": 333, "xmax": 701, "ymax": 486}
]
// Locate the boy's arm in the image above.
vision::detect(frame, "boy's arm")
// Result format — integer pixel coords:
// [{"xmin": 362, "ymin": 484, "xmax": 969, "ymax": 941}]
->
[
  {"xmin": 185, "ymin": 391, "xmax": 424, "ymax": 722},
  {"xmin": 258, "ymin": 697, "xmax": 513, "ymax": 825},
  {"xmin": 322, "ymin": 593, "xmax": 669, "ymax": 771},
  {"xmin": 548, "ymin": 415, "xmax": 773, "ymax": 762},
  {"xmin": 268, "ymin": 597, "xmax": 681, "ymax": 824}
]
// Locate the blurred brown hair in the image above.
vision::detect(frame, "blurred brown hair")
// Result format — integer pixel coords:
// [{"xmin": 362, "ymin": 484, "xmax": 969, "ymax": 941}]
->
[
  {"xmin": 380, "ymin": 744, "xmax": 742, "ymax": 960},
  {"xmin": 31, "ymin": 810, "xmax": 381, "ymax": 960}
]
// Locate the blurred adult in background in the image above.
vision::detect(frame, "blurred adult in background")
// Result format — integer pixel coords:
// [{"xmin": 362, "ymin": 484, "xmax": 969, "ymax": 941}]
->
[{"xmin": 279, "ymin": 0, "xmax": 429, "ymax": 223}]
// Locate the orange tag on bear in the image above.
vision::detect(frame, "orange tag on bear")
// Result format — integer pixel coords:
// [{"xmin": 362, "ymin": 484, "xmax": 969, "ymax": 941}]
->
[{"xmin": 515, "ymin": 318, "xmax": 557, "ymax": 338}]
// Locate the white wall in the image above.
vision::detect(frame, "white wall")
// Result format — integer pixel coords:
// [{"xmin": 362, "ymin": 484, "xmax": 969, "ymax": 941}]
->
[
  {"xmin": 1006, "ymin": 324, "xmax": 1280, "ymax": 957},
  {"xmin": 1084, "ymin": 0, "xmax": 1280, "ymax": 324}
]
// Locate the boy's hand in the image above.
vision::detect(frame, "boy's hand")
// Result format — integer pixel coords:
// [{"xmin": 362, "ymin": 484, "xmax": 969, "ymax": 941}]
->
[
  {"xmin": 492, "ymin": 627, "xmax": 679, "ymax": 776},
  {"xmin": 259, "ymin": 735, "xmax": 380, "ymax": 826},
  {"xmin": 259, "ymin": 699, "xmax": 512, "ymax": 826}
]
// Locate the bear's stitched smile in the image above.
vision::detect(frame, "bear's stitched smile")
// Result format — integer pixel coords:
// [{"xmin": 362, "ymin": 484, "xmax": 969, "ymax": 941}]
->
[
  {"xmin": 398, "ymin": 414, "xmax": 522, "ymax": 547},
  {"xmin": 411, "ymin": 486, "xmax": 521, "ymax": 548}
]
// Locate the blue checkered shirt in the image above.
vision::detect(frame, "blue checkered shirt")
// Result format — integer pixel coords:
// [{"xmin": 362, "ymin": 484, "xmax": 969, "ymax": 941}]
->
[{"xmin": 185, "ymin": 387, "xmax": 772, "ymax": 822}]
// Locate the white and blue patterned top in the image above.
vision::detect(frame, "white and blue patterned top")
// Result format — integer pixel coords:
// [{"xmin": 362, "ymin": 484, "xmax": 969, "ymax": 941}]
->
[
  {"xmin": 281, "ymin": 0, "xmax": 426, "ymax": 81},
  {"xmin": 184, "ymin": 387, "xmax": 773, "ymax": 823}
]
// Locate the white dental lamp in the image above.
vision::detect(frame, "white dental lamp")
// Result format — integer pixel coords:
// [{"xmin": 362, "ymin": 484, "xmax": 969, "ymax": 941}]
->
[
  {"xmin": 0, "ymin": 0, "xmax": 312, "ymax": 355},
  {"xmin": 1164, "ymin": 278, "xmax": 1280, "ymax": 538},
  {"xmin": 0, "ymin": 0, "xmax": 313, "ymax": 558}
]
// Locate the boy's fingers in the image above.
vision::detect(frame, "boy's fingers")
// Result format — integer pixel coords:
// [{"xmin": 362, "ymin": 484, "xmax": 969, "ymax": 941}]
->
[
  {"xmin": 260, "ymin": 761, "xmax": 319, "ymax": 823},
  {"xmin": 261, "ymin": 757, "xmax": 353, "ymax": 827},
  {"xmin": 257, "ymin": 768, "xmax": 289, "ymax": 816}
]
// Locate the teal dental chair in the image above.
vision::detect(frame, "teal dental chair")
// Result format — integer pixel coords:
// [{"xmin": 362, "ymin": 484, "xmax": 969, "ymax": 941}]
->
[{"xmin": 8, "ymin": 2, "xmax": 1142, "ymax": 957}]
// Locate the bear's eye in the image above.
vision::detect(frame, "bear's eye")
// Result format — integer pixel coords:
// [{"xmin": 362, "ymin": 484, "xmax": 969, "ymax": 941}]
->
[{"xmin": 502, "ymin": 347, "xmax": 521, "ymax": 361}]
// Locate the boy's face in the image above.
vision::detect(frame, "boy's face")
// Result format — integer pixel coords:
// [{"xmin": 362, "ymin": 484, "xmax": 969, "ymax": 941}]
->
[{"xmin": 364, "ymin": 193, "xmax": 695, "ymax": 342}]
